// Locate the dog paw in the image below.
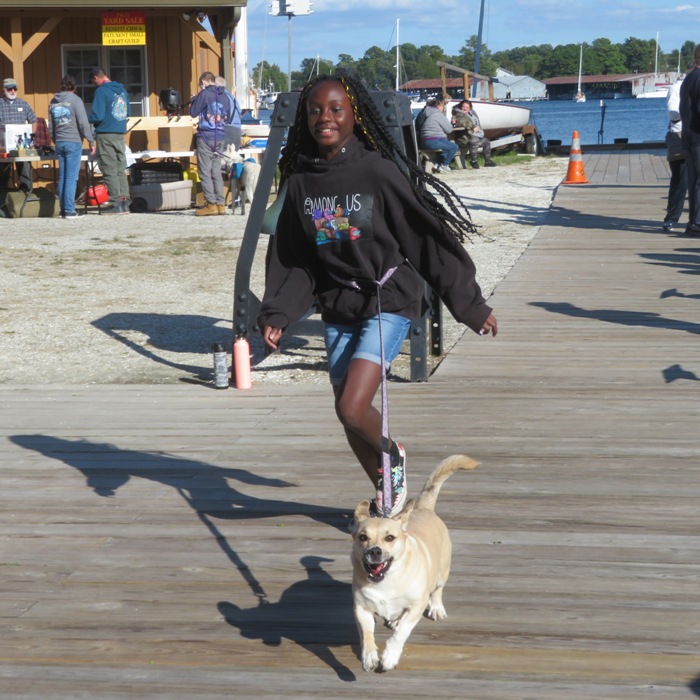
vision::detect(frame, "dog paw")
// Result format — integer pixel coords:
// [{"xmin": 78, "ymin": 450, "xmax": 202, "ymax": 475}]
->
[
  {"xmin": 380, "ymin": 645, "xmax": 401, "ymax": 672},
  {"xmin": 427, "ymin": 604, "xmax": 447, "ymax": 621},
  {"xmin": 362, "ymin": 649, "xmax": 380, "ymax": 672}
]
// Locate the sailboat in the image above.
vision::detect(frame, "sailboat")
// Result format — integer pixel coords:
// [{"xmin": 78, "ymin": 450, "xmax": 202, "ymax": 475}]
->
[{"xmin": 574, "ymin": 44, "xmax": 586, "ymax": 103}]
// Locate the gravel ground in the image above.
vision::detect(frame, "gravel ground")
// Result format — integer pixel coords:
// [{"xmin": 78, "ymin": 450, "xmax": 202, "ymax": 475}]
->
[{"xmin": 0, "ymin": 155, "xmax": 567, "ymax": 386}]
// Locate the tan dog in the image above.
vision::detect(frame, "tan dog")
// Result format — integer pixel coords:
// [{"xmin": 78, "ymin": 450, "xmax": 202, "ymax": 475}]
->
[{"xmin": 350, "ymin": 454, "xmax": 479, "ymax": 672}]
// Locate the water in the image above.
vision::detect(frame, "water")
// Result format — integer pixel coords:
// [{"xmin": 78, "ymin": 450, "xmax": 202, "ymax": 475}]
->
[
  {"xmin": 524, "ymin": 98, "xmax": 668, "ymax": 146},
  {"xmin": 258, "ymin": 99, "xmax": 669, "ymax": 147}
]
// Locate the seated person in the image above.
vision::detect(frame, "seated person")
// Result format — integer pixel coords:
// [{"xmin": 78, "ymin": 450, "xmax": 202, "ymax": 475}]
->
[
  {"xmin": 453, "ymin": 100, "xmax": 496, "ymax": 169},
  {"xmin": 417, "ymin": 95, "xmax": 459, "ymax": 174}
]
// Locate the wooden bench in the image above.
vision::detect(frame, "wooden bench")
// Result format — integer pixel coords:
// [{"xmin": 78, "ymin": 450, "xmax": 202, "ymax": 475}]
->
[
  {"xmin": 419, "ymin": 148, "xmax": 445, "ymax": 173},
  {"xmin": 420, "ymin": 143, "xmax": 489, "ymax": 172}
]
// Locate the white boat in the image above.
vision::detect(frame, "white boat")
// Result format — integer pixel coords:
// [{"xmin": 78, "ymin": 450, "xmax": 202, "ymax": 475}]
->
[
  {"xmin": 638, "ymin": 32, "xmax": 671, "ymax": 98},
  {"xmin": 574, "ymin": 45, "xmax": 586, "ymax": 103},
  {"xmin": 258, "ymin": 91, "xmax": 280, "ymax": 108},
  {"xmin": 411, "ymin": 99, "xmax": 531, "ymax": 140},
  {"xmin": 637, "ymin": 88, "xmax": 670, "ymax": 99},
  {"xmin": 464, "ymin": 100, "xmax": 531, "ymax": 138}
]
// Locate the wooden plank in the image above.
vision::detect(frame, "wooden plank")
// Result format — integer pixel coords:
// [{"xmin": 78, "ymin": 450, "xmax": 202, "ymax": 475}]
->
[{"xmin": 1, "ymin": 151, "xmax": 698, "ymax": 698}]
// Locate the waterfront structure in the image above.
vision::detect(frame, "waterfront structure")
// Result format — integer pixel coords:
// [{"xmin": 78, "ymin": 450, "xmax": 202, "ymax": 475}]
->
[
  {"xmin": 544, "ymin": 72, "xmax": 679, "ymax": 100},
  {"xmin": 401, "ymin": 68, "xmax": 547, "ymax": 102}
]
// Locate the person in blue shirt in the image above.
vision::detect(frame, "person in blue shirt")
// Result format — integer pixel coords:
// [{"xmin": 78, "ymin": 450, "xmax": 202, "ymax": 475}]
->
[
  {"xmin": 190, "ymin": 72, "xmax": 236, "ymax": 216},
  {"xmin": 215, "ymin": 76, "xmax": 242, "ymax": 150},
  {"xmin": 88, "ymin": 67, "xmax": 131, "ymax": 214}
]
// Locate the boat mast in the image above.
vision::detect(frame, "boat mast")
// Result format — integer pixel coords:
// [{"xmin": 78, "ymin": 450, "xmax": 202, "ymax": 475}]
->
[
  {"xmin": 395, "ymin": 18, "xmax": 400, "ymax": 91},
  {"xmin": 654, "ymin": 32, "xmax": 659, "ymax": 78},
  {"xmin": 577, "ymin": 44, "xmax": 583, "ymax": 93},
  {"xmin": 472, "ymin": 0, "xmax": 485, "ymax": 97}
]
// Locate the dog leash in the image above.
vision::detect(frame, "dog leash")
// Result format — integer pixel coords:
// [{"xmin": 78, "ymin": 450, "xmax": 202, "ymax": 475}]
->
[
  {"xmin": 344, "ymin": 266, "xmax": 399, "ymax": 516},
  {"xmin": 376, "ymin": 269, "xmax": 396, "ymax": 517},
  {"xmin": 346, "ymin": 267, "xmax": 398, "ymax": 517}
]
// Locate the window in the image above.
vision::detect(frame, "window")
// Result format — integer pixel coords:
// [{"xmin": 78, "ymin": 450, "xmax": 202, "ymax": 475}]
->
[{"xmin": 63, "ymin": 45, "xmax": 147, "ymax": 116}]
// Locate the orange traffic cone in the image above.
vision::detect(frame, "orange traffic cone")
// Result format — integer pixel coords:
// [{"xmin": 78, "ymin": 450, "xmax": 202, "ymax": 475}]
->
[{"xmin": 562, "ymin": 130, "xmax": 588, "ymax": 184}]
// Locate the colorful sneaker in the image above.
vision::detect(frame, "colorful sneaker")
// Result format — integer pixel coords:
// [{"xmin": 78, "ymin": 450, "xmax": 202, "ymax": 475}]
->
[{"xmin": 375, "ymin": 443, "xmax": 407, "ymax": 517}]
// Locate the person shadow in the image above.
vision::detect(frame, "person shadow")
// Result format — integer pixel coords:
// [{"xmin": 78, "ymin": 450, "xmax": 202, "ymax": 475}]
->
[
  {"xmin": 9, "ymin": 434, "xmax": 352, "ymax": 604},
  {"xmin": 218, "ymin": 555, "xmax": 358, "ymax": 681}
]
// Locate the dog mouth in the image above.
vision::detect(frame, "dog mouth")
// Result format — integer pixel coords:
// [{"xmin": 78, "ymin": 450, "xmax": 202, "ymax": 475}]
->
[{"xmin": 363, "ymin": 557, "xmax": 393, "ymax": 582}]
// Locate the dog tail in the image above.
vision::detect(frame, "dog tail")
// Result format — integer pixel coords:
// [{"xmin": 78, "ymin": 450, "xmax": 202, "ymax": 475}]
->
[{"xmin": 413, "ymin": 454, "xmax": 479, "ymax": 512}]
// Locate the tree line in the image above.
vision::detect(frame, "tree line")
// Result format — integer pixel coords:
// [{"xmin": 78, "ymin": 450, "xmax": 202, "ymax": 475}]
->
[{"xmin": 253, "ymin": 36, "xmax": 698, "ymax": 94}]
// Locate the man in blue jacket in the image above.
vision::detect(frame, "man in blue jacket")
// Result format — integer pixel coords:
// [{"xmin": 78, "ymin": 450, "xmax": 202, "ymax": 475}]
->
[
  {"xmin": 190, "ymin": 72, "xmax": 235, "ymax": 216},
  {"xmin": 88, "ymin": 67, "xmax": 131, "ymax": 214}
]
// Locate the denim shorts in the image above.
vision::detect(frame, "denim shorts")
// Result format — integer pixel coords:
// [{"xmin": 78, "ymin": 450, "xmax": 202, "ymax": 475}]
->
[{"xmin": 324, "ymin": 313, "xmax": 412, "ymax": 385}]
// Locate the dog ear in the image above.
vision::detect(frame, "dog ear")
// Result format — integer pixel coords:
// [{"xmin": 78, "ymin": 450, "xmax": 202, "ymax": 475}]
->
[
  {"xmin": 396, "ymin": 501, "xmax": 415, "ymax": 531},
  {"xmin": 354, "ymin": 499, "xmax": 372, "ymax": 522}
]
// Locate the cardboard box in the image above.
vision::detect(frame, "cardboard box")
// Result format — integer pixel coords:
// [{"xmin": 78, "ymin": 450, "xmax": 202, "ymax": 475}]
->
[
  {"xmin": 0, "ymin": 124, "xmax": 32, "ymax": 153},
  {"xmin": 158, "ymin": 126, "xmax": 194, "ymax": 152},
  {"xmin": 127, "ymin": 129, "xmax": 159, "ymax": 152}
]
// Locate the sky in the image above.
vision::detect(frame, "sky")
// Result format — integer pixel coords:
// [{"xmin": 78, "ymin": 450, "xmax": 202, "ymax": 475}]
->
[{"xmin": 243, "ymin": 0, "xmax": 700, "ymax": 80}]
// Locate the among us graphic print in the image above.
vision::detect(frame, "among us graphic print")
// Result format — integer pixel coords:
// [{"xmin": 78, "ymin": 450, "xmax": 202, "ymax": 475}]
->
[{"xmin": 304, "ymin": 191, "xmax": 374, "ymax": 246}]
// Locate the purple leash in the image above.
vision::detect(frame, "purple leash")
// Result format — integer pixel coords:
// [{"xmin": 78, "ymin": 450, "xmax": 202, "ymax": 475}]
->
[
  {"xmin": 346, "ymin": 266, "xmax": 398, "ymax": 517},
  {"xmin": 375, "ymin": 267, "xmax": 398, "ymax": 517}
]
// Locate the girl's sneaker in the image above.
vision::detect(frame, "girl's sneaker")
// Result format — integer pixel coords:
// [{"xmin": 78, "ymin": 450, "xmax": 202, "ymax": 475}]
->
[{"xmin": 375, "ymin": 443, "xmax": 407, "ymax": 517}]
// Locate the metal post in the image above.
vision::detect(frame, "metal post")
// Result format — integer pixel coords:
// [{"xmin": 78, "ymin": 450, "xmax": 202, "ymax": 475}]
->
[{"xmin": 287, "ymin": 15, "xmax": 292, "ymax": 91}]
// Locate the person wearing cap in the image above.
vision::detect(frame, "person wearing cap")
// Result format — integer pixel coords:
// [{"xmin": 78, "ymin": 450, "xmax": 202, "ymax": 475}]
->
[
  {"xmin": 0, "ymin": 78, "xmax": 37, "ymax": 191},
  {"xmin": 88, "ymin": 67, "xmax": 131, "ymax": 214}
]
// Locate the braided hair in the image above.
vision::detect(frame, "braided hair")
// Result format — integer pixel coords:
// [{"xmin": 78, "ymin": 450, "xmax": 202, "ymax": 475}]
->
[{"xmin": 278, "ymin": 70, "xmax": 479, "ymax": 245}]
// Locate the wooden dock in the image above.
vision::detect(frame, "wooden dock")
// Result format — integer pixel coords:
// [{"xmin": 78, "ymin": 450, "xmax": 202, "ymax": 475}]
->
[{"xmin": 2, "ymin": 150, "xmax": 699, "ymax": 698}]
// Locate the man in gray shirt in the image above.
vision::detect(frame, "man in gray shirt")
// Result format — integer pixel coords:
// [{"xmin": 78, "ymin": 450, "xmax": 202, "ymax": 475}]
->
[{"xmin": 417, "ymin": 96, "xmax": 459, "ymax": 173}]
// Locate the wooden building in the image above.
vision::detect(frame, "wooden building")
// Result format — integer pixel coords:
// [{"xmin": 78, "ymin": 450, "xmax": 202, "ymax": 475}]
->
[{"xmin": 0, "ymin": 1, "xmax": 246, "ymax": 123}]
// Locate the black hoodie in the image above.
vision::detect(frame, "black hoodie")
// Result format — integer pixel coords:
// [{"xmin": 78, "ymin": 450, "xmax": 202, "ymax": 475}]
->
[{"xmin": 258, "ymin": 135, "xmax": 491, "ymax": 333}]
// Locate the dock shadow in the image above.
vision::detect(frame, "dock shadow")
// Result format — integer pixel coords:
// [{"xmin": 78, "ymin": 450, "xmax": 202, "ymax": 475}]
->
[
  {"xmin": 545, "ymin": 201, "xmax": 668, "ymax": 234},
  {"xmin": 91, "ymin": 311, "xmax": 231, "ymax": 384},
  {"xmin": 663, "ymin": 364, "xmax": 700, "ymax": 383},
  {"xmin": 660, "ymin": 287, "xmax": 700, "ymax": 300},
  {"xmin": 92, "ymin": 311, "xmax": 324, "ymax": 384},
  {"xmin": 218, "ymin": 555, "xmax": 357, "ymax": 682},
  {"xmin": 530, "ymin": 301, "xmax": 700, "ymax": 336},
  {"xmin": 641, "ymin": 247, "xmax": 700, "ymax": 278},
  {"xmin": 10, "ymin": 434, "xmax": 351, "ymax": 603},
  {"xmin": 458, "ymin": 187, "xmax": 556, "ymax": 227}
]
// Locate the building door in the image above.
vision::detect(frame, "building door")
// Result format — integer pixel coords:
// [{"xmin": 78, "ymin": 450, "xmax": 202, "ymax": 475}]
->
[{"xmin": 63, "ymin": 46, "xmax": 148, "ymax": 116}]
